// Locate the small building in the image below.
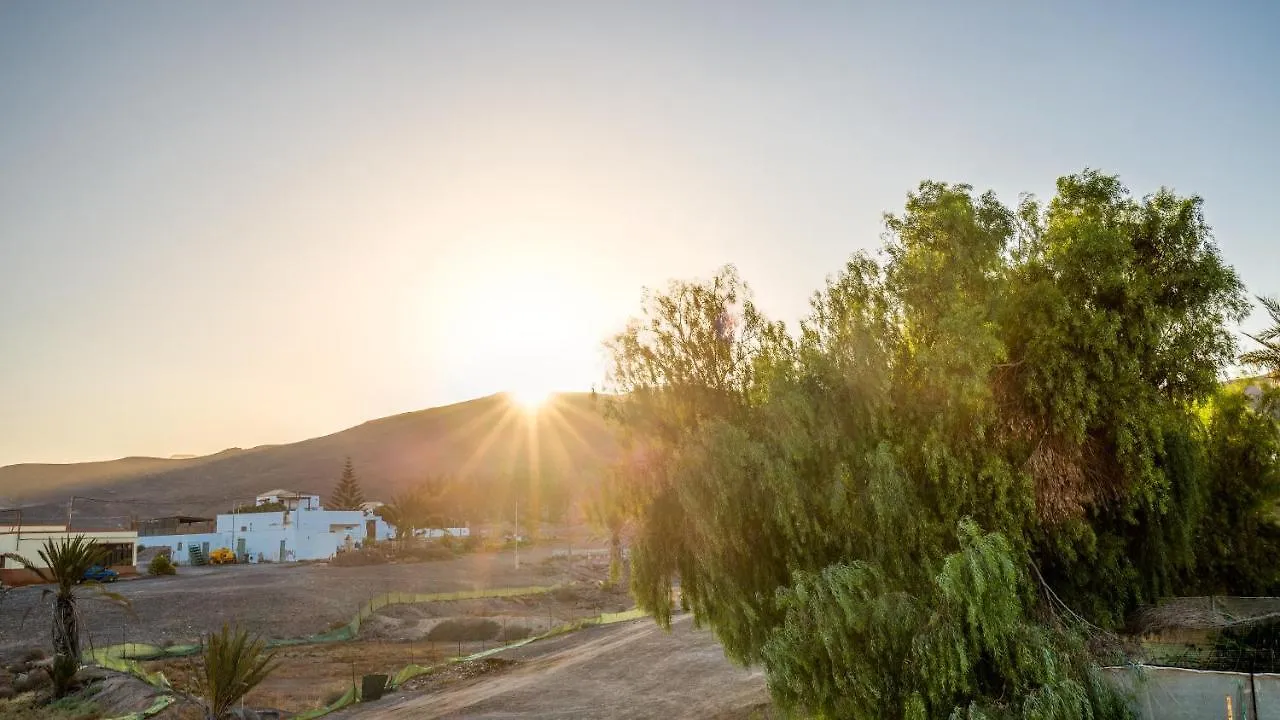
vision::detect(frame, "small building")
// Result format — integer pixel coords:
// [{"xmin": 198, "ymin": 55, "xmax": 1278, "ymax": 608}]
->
[
  {"xmin": 254, "ymin": 490, "xmax": 321, "ymax": 511},
  {"xmin": 0, "ymin": 524, "xmax": 139, "ymax": 586},
  {"xmin": 139, "ymin": 490, "xmax": 395, "ymax": 565}
]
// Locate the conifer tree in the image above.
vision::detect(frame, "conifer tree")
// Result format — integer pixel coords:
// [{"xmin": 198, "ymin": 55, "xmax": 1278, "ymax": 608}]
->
[{"xmin": 328, "ymin": 457, "xmax": 365, "ymax": 510}]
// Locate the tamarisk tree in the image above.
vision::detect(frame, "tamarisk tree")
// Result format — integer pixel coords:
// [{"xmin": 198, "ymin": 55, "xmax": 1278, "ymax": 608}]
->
[{"xmin": 604, "ymin": 171, "xmax": 1278, "ymax": 718}]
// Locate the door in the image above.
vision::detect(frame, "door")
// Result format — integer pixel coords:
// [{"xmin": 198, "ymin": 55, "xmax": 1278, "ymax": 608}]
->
[
  {"xmin": 235, "ymin": 537, "xmax": 246, "ymax": 560},
  {"xmin": 279, "ymin": 540, "xmax": 287, "ymax": 563}
]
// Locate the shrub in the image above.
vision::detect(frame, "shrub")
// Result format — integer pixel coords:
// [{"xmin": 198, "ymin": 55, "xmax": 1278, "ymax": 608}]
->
[
  {"xmin": 148, "ymin": 554, "xmax": 177, "ymax": 576},
  {"xmin": 193, "ymin": 625, "xmax": 278, "ymax": 719},
  {"xmin": 426, "ymin": 618, "xmax": 500, "ymax": 642},
  {"xmin": 392, "ymin": 543, "xmax": 455, "ymax": 563},
  {"xmin": 496, "ymin": 624, "xmax": 531, "ymax": 642},
  {"xmin": 331, "ymin": 548, "xmax": 388, "ymax": 567}
]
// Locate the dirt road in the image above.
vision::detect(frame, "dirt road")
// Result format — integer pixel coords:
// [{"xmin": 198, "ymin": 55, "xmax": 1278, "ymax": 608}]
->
[{"xmin": 339, "ymin": 615, "xmax": 773, "ymax": 719}]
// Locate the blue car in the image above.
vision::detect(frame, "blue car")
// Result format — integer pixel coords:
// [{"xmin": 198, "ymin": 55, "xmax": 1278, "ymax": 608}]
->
[{"xmin": 81, "ymin": 565, "xmax": 119, "ymax": 583}]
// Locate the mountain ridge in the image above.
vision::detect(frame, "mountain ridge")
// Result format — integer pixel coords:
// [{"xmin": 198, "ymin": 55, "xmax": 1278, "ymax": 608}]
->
[{"xmin": 0, "ymin": 392, "xmax": 618, "ymax": 525}]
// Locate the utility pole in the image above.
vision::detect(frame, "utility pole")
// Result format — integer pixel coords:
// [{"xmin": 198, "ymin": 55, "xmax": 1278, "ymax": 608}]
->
[
  {"xmin": 65, "ymin": 496, "xmax": 75, "ymax": 531},
  {"xmin": 514, "ymin": 497, "xmax": 520, "ymax": 570}
]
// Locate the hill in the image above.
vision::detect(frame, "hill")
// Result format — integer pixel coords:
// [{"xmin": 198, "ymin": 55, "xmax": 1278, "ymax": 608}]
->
[{"xmin": 0, "ymin": 393, "xmax": 619, "ymax": 526}]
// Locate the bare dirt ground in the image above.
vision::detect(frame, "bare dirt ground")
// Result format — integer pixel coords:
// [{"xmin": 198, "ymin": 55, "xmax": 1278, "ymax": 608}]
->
[
  {"xmin": 1, "ymin": 545, "xmax": 775, "ymax": 719},
  {"xmin": 0, "ymin": 546, "xmax": 596, "ymax": 657},
  {"xmin": 336, "ymin": 614, "xmax": 774, "ymax": 720},
  {"xmin": 142, "ymin": 580, "xmax": 634, "ymax": 714}
]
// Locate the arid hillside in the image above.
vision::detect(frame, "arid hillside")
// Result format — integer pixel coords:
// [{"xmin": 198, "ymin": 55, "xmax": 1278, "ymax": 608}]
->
[{"xmin": 0, "ymin": 393, "xmax": 619, "ymax": 524}]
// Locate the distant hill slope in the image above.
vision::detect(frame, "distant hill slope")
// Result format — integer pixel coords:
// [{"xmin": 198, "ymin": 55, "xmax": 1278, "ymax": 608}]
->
[{"xmin": 0, "ymin": 393, "xmax": 619, "ymax": 524}]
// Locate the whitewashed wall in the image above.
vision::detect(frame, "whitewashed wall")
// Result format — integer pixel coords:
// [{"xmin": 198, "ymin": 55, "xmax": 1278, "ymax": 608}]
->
[
  {"xmin": 1104, "ymin": 665, "xmax": 1280, "ymax": 720},
  {"xmin": 141, "ymin": 509, "xmax": 396, "ymax": 565}
]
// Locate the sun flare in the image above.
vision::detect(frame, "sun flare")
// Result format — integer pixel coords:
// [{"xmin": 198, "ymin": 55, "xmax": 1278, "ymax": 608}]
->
[{"xmin": 511, "ymin": 386, "xmax": 552, "ymax": 413}]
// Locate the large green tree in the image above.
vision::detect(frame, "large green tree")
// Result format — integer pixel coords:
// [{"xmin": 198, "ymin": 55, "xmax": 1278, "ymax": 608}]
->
[{"xmin": 604, "ymin": 171, "xmax": 1277, "ymax": 718}]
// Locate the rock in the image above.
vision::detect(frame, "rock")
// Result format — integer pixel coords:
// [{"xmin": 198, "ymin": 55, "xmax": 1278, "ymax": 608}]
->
[{"xmin": 75, "ymin": 666, "xmax": 109, "ymax": 684}]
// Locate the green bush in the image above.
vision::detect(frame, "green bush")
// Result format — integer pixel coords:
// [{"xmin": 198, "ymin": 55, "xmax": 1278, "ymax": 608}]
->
[
  {"xmin": 193, "ymin": 625, "xmax": 279, "ymax": 719},
  {"xmin": 147, "ymin": 554, "xmax": 177, "ymax": 576},
  {"xmin": 426, "ymin": 618, "xmax": 500, "ymax": 642},
  {"xmin": 496, "ymin": 624, "xmax": 531, "ymax": 642},
  {"xmin": 331, "ymin": 547, "xmax": 389, "ymax": 567}
]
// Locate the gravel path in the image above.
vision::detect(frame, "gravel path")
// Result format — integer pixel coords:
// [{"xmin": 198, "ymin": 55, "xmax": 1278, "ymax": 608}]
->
[{"xmin": 338, "ymin": 614, "xmax": 773, "ymax": 719}]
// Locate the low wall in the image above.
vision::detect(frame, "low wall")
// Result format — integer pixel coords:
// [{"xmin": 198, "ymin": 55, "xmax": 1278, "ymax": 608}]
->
[{"xmin": 1104, "ymin": 664, "xmax": 1280, "ymax": 720}]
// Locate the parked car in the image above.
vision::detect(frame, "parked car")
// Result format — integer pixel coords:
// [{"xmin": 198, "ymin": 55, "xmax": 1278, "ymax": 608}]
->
[{"xmin": 82, "ymin": 565, "xmax": 119, "ymax": 583}]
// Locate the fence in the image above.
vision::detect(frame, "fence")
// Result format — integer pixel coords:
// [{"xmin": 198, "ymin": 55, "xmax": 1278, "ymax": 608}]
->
[
  {"xmin": 84, "ymin": 583, "xmax": 645, "ymax": 719},
  {"xmin": 1105, "ymin": 665, "xmax": 1280, "ymax": 720}
]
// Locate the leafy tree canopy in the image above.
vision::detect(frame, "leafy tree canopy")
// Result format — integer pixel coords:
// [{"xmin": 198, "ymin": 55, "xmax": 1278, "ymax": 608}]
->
[{"xmin": 605, "ymin": 170, "xmax": 1278, "ymax": 718}]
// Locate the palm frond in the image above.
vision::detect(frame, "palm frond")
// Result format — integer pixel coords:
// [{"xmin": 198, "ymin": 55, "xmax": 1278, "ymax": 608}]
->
[
  {"xmin": 1, "ymin": 551, "xmax": 53, "ymax": 583},
  {"xmin": 194, "ymin": 624, "xmax": 280, "ymax": 719},
  {"xmin": 1241, "ymin": 296, "xmax": 1280, "ymax": 377}
]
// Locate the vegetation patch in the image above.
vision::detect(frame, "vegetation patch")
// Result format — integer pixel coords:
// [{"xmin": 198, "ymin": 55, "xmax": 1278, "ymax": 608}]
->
[
  {"xmin": 426, "ymin": 618, "xmax": 501, "ymax": 642},
  {"xmin": 604, "ymin": 170, "xmax": 1280, "ymax": 718}
]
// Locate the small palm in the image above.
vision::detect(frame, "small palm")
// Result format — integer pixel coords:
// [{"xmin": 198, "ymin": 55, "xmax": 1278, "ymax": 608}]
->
[
  {"xmin": 1, "ymin": 535, "xmax": 129, "ymax": 696},
  {"xmin": 1241, "ymin": 296, "xmax": 1280, "ymax": 378}
]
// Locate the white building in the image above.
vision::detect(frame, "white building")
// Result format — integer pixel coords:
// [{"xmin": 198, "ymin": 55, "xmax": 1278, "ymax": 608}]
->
[
  {"xmin": 1, "ymin": 524, "xmax": 139, "ymax": 585},
  {"xmin": 139, "ymin": 491, "xmax": 395, "ymax": 565}
]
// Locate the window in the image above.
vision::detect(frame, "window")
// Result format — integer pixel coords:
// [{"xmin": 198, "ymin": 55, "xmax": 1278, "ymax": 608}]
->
[
  {"xmin": 177, "ymin": 542, "xmax": 183, "ymax": 551},
  {"xmin": 240, "ymin": 526, "xmax": 247, "ymax": 532}
]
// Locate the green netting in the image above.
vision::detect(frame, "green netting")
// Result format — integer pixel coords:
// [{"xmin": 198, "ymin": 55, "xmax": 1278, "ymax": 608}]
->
[
  {"xmin": 293, "ymin": 685, "xmax": 357, "ymax": 720},
  {"xmin": 87, "ymin": 584, "xmax": 562, "ymax": 664},
  {"xmin": 101, "ymin": 694, "xmax": 176, "ymax": 720},
  {"xmin": 85, "ymin": 584, "xmax": 646, "ymax": 720}
]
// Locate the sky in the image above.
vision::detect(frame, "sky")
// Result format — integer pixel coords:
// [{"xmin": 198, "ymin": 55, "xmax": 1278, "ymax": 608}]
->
[{"xmin": 1, "ymin": 1, "xmax": 1278, "ymax": 467}]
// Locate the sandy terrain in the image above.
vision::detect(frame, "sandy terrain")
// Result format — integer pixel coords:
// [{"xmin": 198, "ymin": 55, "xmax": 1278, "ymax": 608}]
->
[
  {"xmin": 0, "ymin": 546, "xmax": 598, "ymax": 656},
  {"xmin": 337, "ymin": 615, "xmax": 773, "ymax": 720}
]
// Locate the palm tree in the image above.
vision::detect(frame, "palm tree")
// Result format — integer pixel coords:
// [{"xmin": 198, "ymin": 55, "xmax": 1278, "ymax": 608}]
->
[
  {"xmin": 376, "ymin": 477, "xmax": 453, "ymax": 540},
  {"xmin": 1242, "ymin": 296, "xmax": 1280, "ymax": 378},
  {"xmin": 376, "ymin": 490, "xmax": 423, "ymax": 540},
  {"xmin": 1, "ymin": 535, "xmax": 129, "ymax": 695},
  {"xmin": 193, "ymin": 624, "xmax": 279, "ymax": 719}
]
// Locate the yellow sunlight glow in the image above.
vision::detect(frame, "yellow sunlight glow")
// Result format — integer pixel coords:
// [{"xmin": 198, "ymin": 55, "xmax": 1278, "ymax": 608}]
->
[{"xmin": 511, "ymin": 386, "xmax": 552, "ymax": 413}]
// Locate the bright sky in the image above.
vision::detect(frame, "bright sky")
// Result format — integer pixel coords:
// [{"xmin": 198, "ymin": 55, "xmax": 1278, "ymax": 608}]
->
[{"xmin": 2, "ymin": 2, "xmax": 1278, "ymax": 466}]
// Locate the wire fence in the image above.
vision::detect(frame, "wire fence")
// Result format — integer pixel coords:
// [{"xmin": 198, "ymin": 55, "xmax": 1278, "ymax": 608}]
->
[{"xmin": 85, "ymin": 597, "xmax": 644, "ymax": 720}]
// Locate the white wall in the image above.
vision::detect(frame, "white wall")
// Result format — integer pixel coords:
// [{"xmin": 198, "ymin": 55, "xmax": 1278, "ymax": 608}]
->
[
  {"xmin": 1104, "ymin": 665, "xmax": 1280, "ymax": 720},
  {"xmin": 142, "ymin": 508, "xmax": 399, "ymax": 564},
  {"xmin": 0, "ymin": 528, "xmax": 138, "ymax": 568},
  {"xmin": 139, "ymin": 532, "xmax": 223, "ymax": 565}
]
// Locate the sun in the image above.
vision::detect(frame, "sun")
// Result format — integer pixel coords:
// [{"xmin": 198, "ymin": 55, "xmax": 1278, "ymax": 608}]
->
[{"xmin": 510, "ymin": 386, "xmax": 552, "ymax": 413}]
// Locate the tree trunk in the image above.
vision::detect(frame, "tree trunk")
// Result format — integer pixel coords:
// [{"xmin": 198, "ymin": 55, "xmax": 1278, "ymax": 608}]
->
[
  {"xmin": 608, "ymin": 531, "xmax": 623, "ymax": 585},
  {"xmin": 53, "ymin": 592, "xmax": 79, "ymax": 660}
]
